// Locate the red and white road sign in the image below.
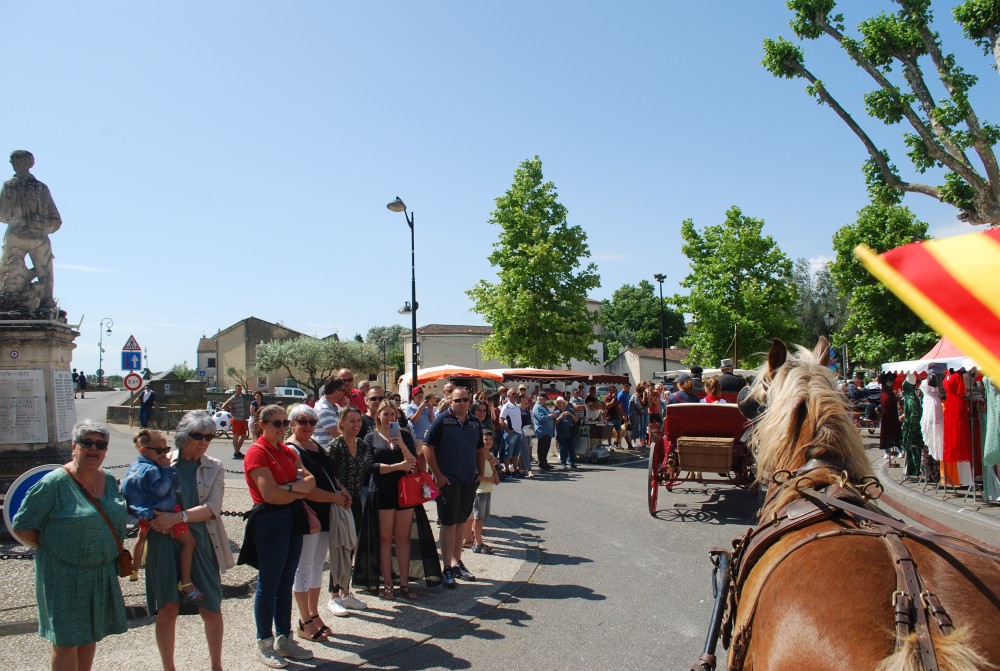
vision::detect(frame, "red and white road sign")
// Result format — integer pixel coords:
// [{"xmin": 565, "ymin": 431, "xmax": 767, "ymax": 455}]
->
[{"xmin": 123, "ymin": 372, "xmax": 143, "ymax": 391}]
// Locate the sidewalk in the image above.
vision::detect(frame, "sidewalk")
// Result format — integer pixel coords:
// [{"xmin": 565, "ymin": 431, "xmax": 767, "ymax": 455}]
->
[{"xmin": 0, "ymin": 478, "xmax": 538, "ymax": 670}]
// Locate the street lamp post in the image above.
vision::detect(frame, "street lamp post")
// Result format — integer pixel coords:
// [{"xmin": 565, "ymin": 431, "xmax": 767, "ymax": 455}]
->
[
  {"xmin": 98, "ymin": 317, "xmax": 113, "ymax": 386},
  {"xmin": 387, "ymin": 197, "xmax": 419, "ymax": 398},
  {"xmin": 653, "ymin": 273, "xmax": 667, "ymax": 373}
]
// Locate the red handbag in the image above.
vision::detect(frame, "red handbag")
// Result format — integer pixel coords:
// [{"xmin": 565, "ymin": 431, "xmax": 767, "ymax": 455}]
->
[{"xmin": 398, "ymin": 472, "xmax": 440, "ymax": 508}]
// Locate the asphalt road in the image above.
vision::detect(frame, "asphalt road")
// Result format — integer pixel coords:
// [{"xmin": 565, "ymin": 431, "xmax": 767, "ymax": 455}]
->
[{"xmin": 365, "ymin": 460, "xmax": 758, "ymax": 670}]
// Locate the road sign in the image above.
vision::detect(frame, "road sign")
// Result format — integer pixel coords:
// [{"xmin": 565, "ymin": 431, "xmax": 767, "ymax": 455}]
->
[
  {"xmin": 122, "ymin": 351, "xmax": 142, "ymax": 370},
  {"xmin": 199, "ymin": 370, "xmax": 206, "ymax": 378},
  {"xmin": 122, "ymin": 335, "xmax": 141, "ymax": 351},
  {"xmin": 123, "ymin": 372, "xmax": 143, "ymax": 391},
  {"xmin": 4, "ymin": 464, "xmax": 61, "ymax": 545}
]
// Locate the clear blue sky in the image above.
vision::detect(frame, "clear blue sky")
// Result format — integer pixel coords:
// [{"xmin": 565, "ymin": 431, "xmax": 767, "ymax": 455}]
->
[{"xmin": 5, "ymin": 1, "xmax": 995, "ymax": 375}]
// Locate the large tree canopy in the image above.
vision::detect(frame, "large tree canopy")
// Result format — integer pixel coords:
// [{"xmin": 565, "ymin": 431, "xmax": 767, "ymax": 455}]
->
[
  {"xmin": 467, "ymin": 156, "xmax": 601, "ymax": 368},
  {"xmin": 602, "ymin": 280, "xmax": 685, "ymax": 361},
  {"xmin": 830, "ymin": 202, "xmax": 938, "ymax": 367},
  {"xmin": 676, "ymin": 206, "xmax": 799, "ymax": 367},
  {"xmin": 763, "ymin": 0, "xmax": 1000, "ymax": 225}
]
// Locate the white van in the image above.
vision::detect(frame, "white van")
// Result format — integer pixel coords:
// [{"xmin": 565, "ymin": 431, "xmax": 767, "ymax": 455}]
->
[{"xmin": 273, "ymin": 387, "xmax": 308, "ymax": 399}]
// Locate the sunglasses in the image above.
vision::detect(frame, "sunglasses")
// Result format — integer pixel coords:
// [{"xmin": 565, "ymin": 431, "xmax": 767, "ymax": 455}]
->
[
  {"xmin": 77, "ymin": 438, "xmax": 109, "ymax": 450},
  {"xmin": 189, "ymin": 432, "xmax": 215, "ymax": 442},
  {"xmin": 368, "ymin": 396, "xmax": 385, "ymax": 402},
  {"xmin": 145, "ymin": 446, "xmax": 170, "ymax": 455},
  {"xmin": 452, "ymin": 398, "xmax": 471, "ymax": 403},
  {"xmin": 296, "ymin": 419, "xmax": 318, "ymax": 426},
  {"xmin": 265, "ymin": 419, "xmax": 292, "ymax": 428},
  {"xmin": 341, "ymin": 377, "xmax": 354, "ymax": 382}
]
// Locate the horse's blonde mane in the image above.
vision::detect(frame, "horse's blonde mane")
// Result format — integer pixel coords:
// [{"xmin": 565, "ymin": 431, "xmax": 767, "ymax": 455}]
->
[{"xmin": 749, "ymin": 340, "xmax": 872, "ymax": 508}]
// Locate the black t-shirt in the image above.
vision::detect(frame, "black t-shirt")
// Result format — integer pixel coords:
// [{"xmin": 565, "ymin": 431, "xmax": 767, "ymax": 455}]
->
[
  {"xmin": 717, "ymin": 373, "xmax": 747, "ymax": 393},
  {"xmin": 424, "ymin": 410, "xmax": 483, "ymax": 484}
]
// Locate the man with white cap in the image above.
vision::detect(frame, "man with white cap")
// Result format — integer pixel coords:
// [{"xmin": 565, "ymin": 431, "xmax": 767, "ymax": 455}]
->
[{"xmin": 717, "ymin": 358, "xmax": 748, "ymax": 393}]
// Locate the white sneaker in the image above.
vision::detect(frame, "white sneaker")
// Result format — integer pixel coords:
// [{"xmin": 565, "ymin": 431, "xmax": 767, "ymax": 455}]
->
[
  {"xmin": 256, "ymin": 637, "xmax": 288, "ymax": 668},
  {"xmin": 274, "ymin": 634, "xmax": 313, "ymax": 660},
  {"xmin": 328, "ymin": 596, "xmax": 350, "ymax": 617},
  {"xmin": 341, "ymin": 592, "xmax": 368, "ymax": 610}
]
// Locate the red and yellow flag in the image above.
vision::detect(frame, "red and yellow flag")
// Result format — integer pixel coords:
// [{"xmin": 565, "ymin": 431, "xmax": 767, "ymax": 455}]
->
[{"xmin": 854, "ymin": 227, "xmax": 1000, "ymax": 381}]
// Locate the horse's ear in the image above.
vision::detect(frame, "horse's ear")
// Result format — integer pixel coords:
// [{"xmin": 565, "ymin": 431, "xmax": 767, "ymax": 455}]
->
[
  {"xmin": 815, "ymin": 336, "xmax": 830, "ymax": 367},
  {"xmin": 768, "ymin": 339, "xmax": 787, "ymax": 374}
]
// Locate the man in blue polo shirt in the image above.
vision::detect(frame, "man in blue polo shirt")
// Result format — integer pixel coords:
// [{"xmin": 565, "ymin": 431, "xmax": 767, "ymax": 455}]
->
[{"xmin": 423, "ymin": 386, "xmax": 487, "ymax": 588}]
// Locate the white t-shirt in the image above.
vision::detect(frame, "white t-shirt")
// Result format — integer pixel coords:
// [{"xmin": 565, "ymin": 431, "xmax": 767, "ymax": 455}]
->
[{"xmin": 499, "ymin": 400, "xmax": 522, "ymax": 434}]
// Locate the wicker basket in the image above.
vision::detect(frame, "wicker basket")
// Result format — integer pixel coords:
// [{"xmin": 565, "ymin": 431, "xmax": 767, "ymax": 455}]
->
[{"xmin": 676, "ymin": 436, "xmax": 733, "ymax": 472}]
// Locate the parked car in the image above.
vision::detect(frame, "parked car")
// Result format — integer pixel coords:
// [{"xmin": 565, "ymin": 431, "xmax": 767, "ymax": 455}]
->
[{"xmin": 273, "ymin": 386, "xmax": 308, "ymax": 399}]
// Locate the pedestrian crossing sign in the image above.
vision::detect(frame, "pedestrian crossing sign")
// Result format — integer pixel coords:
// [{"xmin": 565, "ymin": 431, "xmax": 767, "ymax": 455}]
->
[{"xmin": 122, "ymin": 335, "xmax": 141, "ymax": 351}]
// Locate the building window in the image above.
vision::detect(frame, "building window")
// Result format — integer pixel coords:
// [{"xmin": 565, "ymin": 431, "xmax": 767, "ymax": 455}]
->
[
  {"xmin": 207, "ymin": 357, "xmax": 216, "ymax": 368},
  {"xmin": 257, "ymin": 376, "xmax": 268, "ymax": 389}
]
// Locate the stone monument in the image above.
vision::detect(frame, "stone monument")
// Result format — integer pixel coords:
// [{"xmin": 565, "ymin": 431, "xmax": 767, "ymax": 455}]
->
[{"xmin": 0, "ymin": 150, "xmax": 77, "ymax": 500}]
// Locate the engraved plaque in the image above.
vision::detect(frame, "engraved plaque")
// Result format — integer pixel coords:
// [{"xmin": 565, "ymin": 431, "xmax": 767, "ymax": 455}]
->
[
  {"xmin": 53, "ymin": 370, "xmax": 76, "ymax": 442},
  {"xmin": 0, "ymin": 370, "xmax": 48, "ymax": 444}
]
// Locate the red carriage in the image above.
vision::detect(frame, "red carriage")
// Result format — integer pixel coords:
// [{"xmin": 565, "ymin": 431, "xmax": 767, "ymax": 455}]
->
[{"xmin": 647, "ymin": 402, "xmax": 754, "ymax": 516}]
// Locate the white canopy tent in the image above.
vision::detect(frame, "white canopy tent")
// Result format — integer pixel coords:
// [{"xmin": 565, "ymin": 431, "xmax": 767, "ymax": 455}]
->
[{"xmin": 881, "ymin": 337, "xmax": 978, "ymax": 376}]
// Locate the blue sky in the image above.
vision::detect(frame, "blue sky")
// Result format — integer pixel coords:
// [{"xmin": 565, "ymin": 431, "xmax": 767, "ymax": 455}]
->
[{"xmin": 5, "ymin": 1, "xmax": 995, "ymax": 375}]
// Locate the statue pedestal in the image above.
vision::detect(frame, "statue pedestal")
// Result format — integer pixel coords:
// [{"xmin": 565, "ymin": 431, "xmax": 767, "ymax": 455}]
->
[{"xmin": 0, "ymin": 319, "xmax": 78, "ymax": 496}]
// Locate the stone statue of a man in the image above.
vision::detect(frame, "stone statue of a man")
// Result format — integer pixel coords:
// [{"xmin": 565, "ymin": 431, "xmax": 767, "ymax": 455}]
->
[{"xmin": 0, "ymin": 150, "xmax": 62, "ymax": 311}]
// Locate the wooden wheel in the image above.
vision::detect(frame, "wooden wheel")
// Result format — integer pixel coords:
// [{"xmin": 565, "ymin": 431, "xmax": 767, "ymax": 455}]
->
[{"xmin": 648, "ymin": 444, "xmax": 663, "ymax": 516}]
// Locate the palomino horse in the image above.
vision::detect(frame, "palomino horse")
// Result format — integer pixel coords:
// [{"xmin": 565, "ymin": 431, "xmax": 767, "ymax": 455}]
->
[{"xmin": 719, "ymin": 338, "xmax": 1000, "ymax": 671}]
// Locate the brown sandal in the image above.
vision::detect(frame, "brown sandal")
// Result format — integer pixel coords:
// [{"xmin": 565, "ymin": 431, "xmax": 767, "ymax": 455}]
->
[
  {"xmin": 399, "ymin": 585, "xmax": 417, "ymax": 600},
  {"xmin": 381, "ymin": 588, "xmax": 396, "ymax": 600}
]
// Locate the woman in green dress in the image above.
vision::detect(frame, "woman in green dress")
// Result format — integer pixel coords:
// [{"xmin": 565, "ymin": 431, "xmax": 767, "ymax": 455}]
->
[
  {"xmin": 146, "ymin": 411, "xmax": 234, "ymax": 671},
  {"xmin": 12, "ymin": 420, "xmax": 127, "ymax": 671},
  {"xmin": 900, "ymin": 374, "xmax": 925, "ymax": 480}
]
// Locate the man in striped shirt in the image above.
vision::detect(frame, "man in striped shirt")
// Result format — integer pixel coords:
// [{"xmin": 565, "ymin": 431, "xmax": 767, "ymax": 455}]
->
[{"xmin": 314, "ymin": 376, "xmax": 347, "ymax": 449}]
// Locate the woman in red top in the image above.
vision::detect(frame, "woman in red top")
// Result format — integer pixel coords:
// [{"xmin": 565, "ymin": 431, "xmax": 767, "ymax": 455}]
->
[{"xmin": 243, "ymin": 404, "xmax": 317, "ymax": 667}]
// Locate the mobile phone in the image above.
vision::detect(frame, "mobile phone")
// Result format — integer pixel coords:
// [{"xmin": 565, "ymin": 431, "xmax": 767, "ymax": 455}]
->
[{"xmin": 389, "ymin": 421, "xmax": 400, "ymax": 438}]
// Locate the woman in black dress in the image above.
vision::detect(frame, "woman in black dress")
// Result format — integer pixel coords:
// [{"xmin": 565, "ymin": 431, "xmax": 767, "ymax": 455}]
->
[{"xmin": 356, "ymin": 401, "xmax": 431, "ymax": 600}]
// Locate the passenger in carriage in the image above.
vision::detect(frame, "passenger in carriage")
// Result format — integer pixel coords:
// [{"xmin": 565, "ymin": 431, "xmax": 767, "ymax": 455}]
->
[
  {"xmin": 666, "ymin": 373, "xmax": 700, "ymax": 404},
  {"xmin": 701, "ymin": 377, "xmax": 727, "ymax": 404}
]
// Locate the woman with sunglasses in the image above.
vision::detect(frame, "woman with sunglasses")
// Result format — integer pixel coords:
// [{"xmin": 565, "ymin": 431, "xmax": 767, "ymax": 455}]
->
[
  {"xmin": 285, "ymin": 404, "xmax": 355, "ymax": 639},
  {"xmin": 121, "ymin": 429, "xmax": 202, "ymax": 601},
  {"xmin": 144, "ymin": 410, "xmax": 234, "ymax": 671},
  {"xmin": 13, "ymin": 420, "xmax": 127, "ymax": 671},
  {"xmin": 241, "ymin": 404, "xmax": 317, "ymax": 667}
]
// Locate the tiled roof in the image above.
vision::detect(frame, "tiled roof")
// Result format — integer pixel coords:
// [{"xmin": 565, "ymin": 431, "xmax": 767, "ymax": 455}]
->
[
  {"xmin": 418, "ymin": 324, "xmax": 493, "ymax": 336},
  {"xmin": 627, "ymin": 347, "xmax": 690, "ymax": 362},
  {"xmin": 197, "ymin": 337, "xmax": 217, "ymax": 352}
]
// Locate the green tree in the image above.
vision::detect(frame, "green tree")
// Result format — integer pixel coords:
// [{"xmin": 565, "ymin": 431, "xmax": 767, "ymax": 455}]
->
[
  {"xmin": 467, "ymin": 156, "xmax": 601, "ymax": 367},
  {"xmin": 831, "ymin": 203, "xmax": 938, "ymax": 367},
  {"xmin": 170, "ymin": 361, "xmax": 197, "ymax": 380},
  {"xmin": 602, "ymin": 280, "xmax": 685, "ymax": 361},
  {"xmin": 676, "ymin": 206, "xmax": 799, "ymax": 367},
  {"xmin": 762, "ymin": 0, "xmax": 1000, "ymax": 225},
  {"xmin": 225, "ymin": 366, "xmax": 260, "ymax": 390},
  {"xmin": 791, "ymin": 258, "xmax": 847, "ymax": 342},
  {"xmin": 255, "ymin": 337, "xmax": 380, "ymax": 394},
  {"xmin": 367, "ymin": 325, "xmax": 407, "ymax": 385}
]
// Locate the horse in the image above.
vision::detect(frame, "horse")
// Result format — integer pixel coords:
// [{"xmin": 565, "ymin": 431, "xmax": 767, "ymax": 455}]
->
[{"xmin": 718, "ymin": 337, "xmax": 1000, "ymax": 671}]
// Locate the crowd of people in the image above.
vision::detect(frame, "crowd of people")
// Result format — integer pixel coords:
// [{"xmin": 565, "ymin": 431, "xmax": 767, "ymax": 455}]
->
[{"xmin": 11, "ymin": 367, "xmax": 501, "ymax": 670}]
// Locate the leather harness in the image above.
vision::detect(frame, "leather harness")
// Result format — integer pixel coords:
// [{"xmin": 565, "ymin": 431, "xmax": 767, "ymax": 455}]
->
[{"xmin": 700, "ymin": 459, "xmax": 1000, "ymax": 671}]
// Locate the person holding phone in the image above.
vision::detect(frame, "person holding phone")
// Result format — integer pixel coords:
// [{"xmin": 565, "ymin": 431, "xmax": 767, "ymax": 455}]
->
[{"xmin": 356, "ymin": 401, "xmax": 433, "ymax": 600}]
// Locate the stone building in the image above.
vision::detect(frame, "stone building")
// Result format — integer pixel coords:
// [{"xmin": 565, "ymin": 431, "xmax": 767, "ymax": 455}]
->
[
  {"xmin": 605, "ymin": 346, "xmax": 691, "ymax": 385},
  {"xmin": 209, "ymin": 317, "xmax": 310, "ymax": 391}
]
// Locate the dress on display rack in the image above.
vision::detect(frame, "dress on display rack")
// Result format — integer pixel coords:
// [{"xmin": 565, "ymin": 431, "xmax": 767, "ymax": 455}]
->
[
  {"xmin": 942, "ymin": 371, "xmax": 973, "ymax": 486},
  {"xmin": 982, "ymin": 378, "xmax": 1000, "ymax": 502},
  {"xmin": 920, "ymin": 378, "xmax": 944, "ymax": 462}
]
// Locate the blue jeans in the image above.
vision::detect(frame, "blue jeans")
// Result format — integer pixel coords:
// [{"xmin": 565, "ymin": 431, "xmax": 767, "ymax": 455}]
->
[
  {"xmin": 557, "ymin": 436, "xmax": 576, "ymax": 465},
  {"xmin": 138, "ymin": 406, "xmax": 151, "ymax": 428},
  {"xmin": 251, "ymin": 507, "xmax": 303, "ymax": 640}
]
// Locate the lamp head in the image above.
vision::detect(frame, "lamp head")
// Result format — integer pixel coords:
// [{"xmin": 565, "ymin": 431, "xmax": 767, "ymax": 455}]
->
[
  {"xmin": 387, "ymin": 197, "xmax": 407, "ymax": 213},
  {"xmin": 653, "ymin": 273, "xmax": 666, "ymax": 282}
]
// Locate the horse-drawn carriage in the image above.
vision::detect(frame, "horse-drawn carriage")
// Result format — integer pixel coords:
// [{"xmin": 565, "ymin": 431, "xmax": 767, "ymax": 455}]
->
[
  {"xmin": 647, "ymin": 403, "xmax": 754, "ymax": 516},
  {"xmin": 688, "ymin": 338, "xmax": 1000, "ymax": 671}
]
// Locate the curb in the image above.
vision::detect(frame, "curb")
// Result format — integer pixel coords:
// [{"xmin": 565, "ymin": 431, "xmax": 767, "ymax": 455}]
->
[{"xmin": 321, "ymin": 518, "xmax": 541, "ymax": 669}]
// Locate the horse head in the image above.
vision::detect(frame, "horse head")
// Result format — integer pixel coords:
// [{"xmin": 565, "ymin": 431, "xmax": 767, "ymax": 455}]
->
[{"xmin": 739, "ymin": 337, "xmax": 872, "ymax": 507}]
